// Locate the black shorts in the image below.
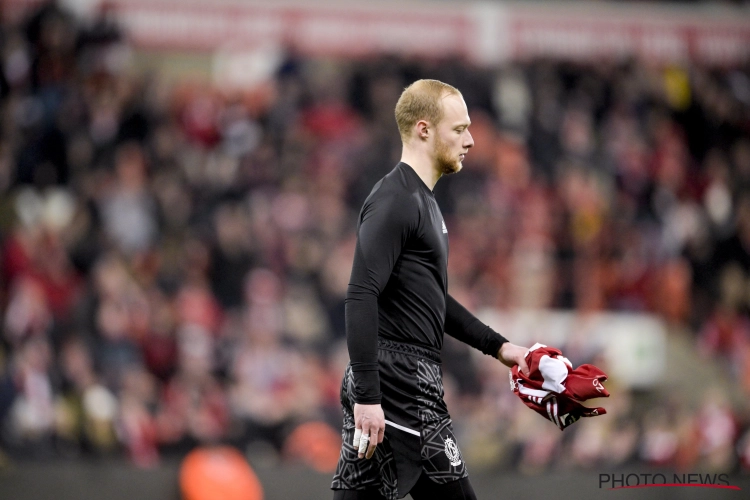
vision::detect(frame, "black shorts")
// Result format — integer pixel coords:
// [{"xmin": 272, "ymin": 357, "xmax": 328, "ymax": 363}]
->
[{"xmin": 331, "ymin": 339, "xmax": 468, "ymax": 500}]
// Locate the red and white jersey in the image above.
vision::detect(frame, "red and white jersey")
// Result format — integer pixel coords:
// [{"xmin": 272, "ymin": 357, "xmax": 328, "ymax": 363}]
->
[{"xmin": 510, "ymin": 343, "xmax": 609, "ymax": 430}]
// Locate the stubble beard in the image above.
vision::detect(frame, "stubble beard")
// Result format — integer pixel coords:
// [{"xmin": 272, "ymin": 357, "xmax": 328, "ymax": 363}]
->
[{"xmin": 434, "ymin": 134, "xmax": 462, "ymax": 175}]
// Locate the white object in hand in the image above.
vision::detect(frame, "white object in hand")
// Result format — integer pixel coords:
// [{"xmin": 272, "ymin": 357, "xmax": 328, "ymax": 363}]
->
[{"xmin": 358, "ymin": 433, "xmax": 370, "ymax": 455}]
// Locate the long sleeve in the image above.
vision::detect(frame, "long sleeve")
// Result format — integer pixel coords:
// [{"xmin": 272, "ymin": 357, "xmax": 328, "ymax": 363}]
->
[
  {"xmin": 345, "ymin": 193, "xmax": 418, "ymax": 404},
  {"xmin": 444, "ymin": 294, "xmax": 508, "ymax": 357}
]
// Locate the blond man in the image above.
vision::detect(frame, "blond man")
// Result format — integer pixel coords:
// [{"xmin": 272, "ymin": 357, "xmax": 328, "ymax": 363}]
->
[{"xmin": 332, "ymin": 80, "xmax": 529, "ymax": 500}]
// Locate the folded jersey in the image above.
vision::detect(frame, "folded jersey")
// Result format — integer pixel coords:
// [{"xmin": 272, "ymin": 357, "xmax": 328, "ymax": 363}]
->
[{"xmin": 510, "ymin": 343, "xmax": 609, "ymax": 430}]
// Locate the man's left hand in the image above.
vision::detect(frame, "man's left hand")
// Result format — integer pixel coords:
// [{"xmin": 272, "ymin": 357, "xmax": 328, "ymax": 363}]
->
[{"xmin": 497, "ymin": 343, "xmax": 530, "ymax": 375}]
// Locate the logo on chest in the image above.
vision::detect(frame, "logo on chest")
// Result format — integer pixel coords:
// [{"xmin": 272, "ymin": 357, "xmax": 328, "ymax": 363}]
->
[{"xmin": 441, "ymin": 220, "xmax": 448, "ymax": 234}]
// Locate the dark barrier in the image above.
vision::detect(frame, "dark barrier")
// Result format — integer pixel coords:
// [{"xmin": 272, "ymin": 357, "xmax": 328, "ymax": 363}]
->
[{"xmin": 1, "ymin": 460, "xmax": 749, "ymax": 500}]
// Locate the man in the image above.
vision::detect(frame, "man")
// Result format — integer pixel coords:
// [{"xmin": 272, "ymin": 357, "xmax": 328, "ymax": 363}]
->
[{"xmin": 331, "ymin": 80, "xmax": 529, "ymax": 500}]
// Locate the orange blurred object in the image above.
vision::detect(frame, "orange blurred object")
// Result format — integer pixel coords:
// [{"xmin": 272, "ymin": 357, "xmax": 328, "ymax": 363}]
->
[
  {"xmin": 284, "ymin": 421, "xmax": 342, "ymax": 473},
  {"xmin": 180, "ymin": 446, "xmax": 263, "ymax": 500}
]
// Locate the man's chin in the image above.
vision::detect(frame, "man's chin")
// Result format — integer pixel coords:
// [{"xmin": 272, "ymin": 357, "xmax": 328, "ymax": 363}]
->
[
  {"xmin": 440, "ymin": 161, "xmax": 463, "ymax": 175},
  {"xmin": 442, "ymin": 161, "xmax": 462, "ymax": 175}
]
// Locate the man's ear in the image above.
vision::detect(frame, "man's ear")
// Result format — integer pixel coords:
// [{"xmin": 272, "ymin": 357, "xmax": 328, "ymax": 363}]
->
[{"xmin": 416, "ymin": 120, "xmax": 430, "ymax": 140}]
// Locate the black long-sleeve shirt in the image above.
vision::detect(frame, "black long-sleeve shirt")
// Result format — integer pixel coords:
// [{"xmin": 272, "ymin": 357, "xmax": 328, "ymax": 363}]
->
[{"xmin": 346, "ymin": 162, "xmax": 508, "ymax": 404}]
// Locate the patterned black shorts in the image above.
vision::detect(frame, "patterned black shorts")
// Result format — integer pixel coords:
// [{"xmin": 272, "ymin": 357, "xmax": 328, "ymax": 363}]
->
[{"xmin": 331, "ymin": 339, "xmax": 468, "ymax": 500}]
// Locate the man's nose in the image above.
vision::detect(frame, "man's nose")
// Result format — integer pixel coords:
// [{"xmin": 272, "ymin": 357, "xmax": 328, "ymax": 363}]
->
[{"xmin": 464, "ymin": 130, "xmax": 474, "ymax": 149}]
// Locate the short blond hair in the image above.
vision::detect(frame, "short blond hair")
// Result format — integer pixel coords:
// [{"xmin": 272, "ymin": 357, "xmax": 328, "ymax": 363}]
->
[{"xmin": 394, "ymin": 79, "xmax": 461, "ymax": 142}]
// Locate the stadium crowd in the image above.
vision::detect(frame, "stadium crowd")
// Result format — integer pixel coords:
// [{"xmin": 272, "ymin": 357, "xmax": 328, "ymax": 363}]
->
[{"xmin": 1, "ymin": 1, "xmax": 750, "ymax": 475}]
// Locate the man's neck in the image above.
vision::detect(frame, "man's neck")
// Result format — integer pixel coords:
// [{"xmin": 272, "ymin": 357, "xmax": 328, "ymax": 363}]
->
[{"xmin": 400, "ymin": 149, "xmax": 441, "ymax": 191}]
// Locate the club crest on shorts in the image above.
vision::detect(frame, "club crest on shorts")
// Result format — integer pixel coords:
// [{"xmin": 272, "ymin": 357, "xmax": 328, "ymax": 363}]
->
[{"xmin": 444, "ymin": 436, "xmax": 462, "ymax": 466}]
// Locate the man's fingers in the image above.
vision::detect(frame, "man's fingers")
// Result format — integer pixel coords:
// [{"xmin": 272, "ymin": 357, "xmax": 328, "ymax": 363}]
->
[
  {"xmin": 357, "ymin": 434, "xmax": 372, "ymax": 458},
  {"xmin": 518, "ymin": 357, "xmax": 530, "ymax": 376},
  {"xmin": 353, "ymin": 427, "xmax": 362, "ymax": 448},
  {"xmin": 365, "ymin": 436, "xmax": 377, "ymax": 459},
  {"xmin": 357, "ymin": 431, "xmax": 370, "ymax": 458},
  {"xmin": 364, "ymin": 425, "xmax": 385, "ymax": 458}
]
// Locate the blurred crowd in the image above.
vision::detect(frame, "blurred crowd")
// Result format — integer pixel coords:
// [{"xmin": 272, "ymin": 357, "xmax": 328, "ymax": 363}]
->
[{"xmin": 1, "ymin": 1, "xmax": 750, "ymax": 476}]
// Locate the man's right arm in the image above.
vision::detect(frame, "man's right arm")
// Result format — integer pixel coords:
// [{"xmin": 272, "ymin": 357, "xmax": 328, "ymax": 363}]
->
[
  {"xmin": 345, "ymin": 194, "xmax": 416, "ymax": 403},
  {"xmin": 346, "ymin": 193, "xmax": 416, "ymax": 458}
]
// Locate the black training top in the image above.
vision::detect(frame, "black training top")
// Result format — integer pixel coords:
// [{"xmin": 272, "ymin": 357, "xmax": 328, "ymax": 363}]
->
[{"xmin": 346, "ymin": 162, "xmax": 508, "ymax": 404}]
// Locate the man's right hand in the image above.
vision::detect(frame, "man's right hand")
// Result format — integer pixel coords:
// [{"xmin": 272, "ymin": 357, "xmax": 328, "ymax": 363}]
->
[{"xmin": 353, "ymin": 403, "xmax": 385, "ymax": 459}]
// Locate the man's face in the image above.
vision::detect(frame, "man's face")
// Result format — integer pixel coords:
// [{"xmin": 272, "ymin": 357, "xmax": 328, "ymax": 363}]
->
[{"xmin": 433, "ymin": 93, "xmax": 474, "ymax": 175}]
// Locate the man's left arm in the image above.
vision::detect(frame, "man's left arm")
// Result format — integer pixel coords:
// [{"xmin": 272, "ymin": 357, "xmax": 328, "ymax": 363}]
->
[{"xmin": 445, "ymin": 294, "xmax": 529, "ymax": 374}]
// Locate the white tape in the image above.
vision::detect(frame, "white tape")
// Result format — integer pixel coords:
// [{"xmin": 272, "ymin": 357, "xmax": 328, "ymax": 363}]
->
[
  {"xmin": 353, "ymin": 428, "xmax": 362, "ymax": 448},
  {"xmin": 358, "ymin": 434, "xmax": 370, "ymax": 455}
]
